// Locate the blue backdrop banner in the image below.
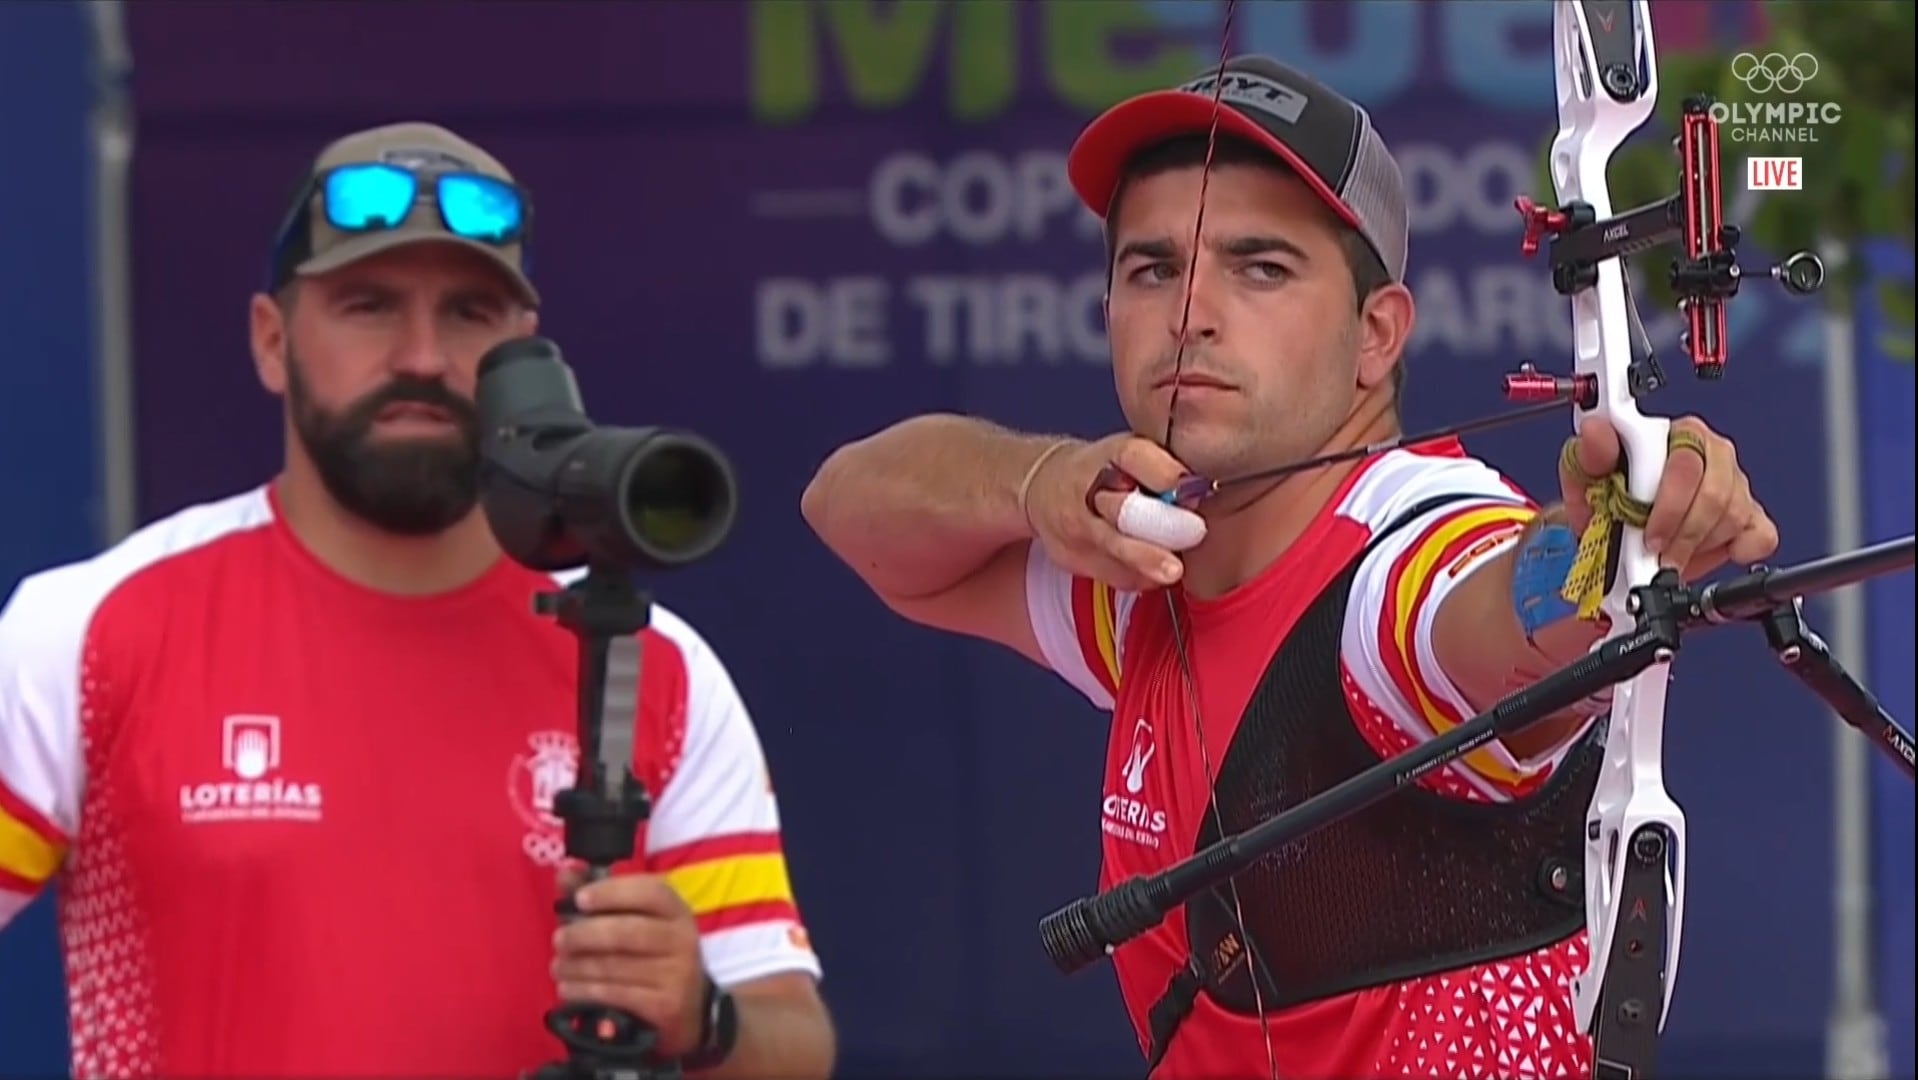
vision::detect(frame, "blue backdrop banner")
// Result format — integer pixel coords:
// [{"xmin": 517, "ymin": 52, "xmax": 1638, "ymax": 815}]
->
[
  {"xmin": 0, "ymin": 2, "xmax": 100, "ymax": 1076},
  {"xmin": 1, "ymin": 3, "xmax": 1909, "ymax": 1077}
]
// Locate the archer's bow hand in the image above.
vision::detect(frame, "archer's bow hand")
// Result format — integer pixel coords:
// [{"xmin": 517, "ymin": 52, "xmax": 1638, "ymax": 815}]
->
[
  {"xmin": 1023, "ymin": 434, "xmax": 1199, "ymax": 593},
  {"xmin": 1559, "ymin": 415, "xmax": 1780, "ymax": 582}
]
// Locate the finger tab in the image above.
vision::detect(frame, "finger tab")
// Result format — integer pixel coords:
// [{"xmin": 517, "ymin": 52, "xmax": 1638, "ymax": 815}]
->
[{"xmin": 1116, "ymin": 492, "xmax": 1207, "ymax": 551}]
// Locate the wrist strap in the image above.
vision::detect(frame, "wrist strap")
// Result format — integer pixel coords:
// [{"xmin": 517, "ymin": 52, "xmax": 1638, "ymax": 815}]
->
[{"xmin": 678, "ymin": 974, "xmax": 733, "ymax": 1071}]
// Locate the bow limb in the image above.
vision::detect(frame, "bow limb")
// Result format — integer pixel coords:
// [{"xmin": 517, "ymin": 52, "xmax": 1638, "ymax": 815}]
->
[{"xmin": 1547, "ymin": 0, "xmax": 1688, "ymax": 1062}]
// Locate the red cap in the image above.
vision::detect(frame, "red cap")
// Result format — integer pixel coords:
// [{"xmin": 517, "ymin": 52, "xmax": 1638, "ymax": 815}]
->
[
  {"xmin": 1065, "ymin": 56, "xmax": 1409, "ymax": 282},
  {"xmin": 1067, "ymin": 88, "xmax": 1358, "ymax": 231}
]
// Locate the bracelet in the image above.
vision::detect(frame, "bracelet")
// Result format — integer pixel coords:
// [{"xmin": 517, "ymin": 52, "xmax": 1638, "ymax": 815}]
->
[{"xmin": 1017, "ymin": 439, "xmax": 1076, "ymax": 533}]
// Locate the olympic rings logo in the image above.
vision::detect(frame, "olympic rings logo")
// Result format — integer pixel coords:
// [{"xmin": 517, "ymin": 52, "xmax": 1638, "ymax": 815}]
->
[{"xmin": 1731, "ymin": 52, "xmax": 1819, "ymax": 95}]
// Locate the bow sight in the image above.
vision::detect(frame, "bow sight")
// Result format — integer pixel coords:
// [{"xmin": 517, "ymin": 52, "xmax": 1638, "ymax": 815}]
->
[
  {"xmin": 1502, "ymin": 86, "xmax": 1828, "ymax": 453},
  {"xmin": 1513, "ymin": 94, "xmax": 1824, "ymax": 398}
]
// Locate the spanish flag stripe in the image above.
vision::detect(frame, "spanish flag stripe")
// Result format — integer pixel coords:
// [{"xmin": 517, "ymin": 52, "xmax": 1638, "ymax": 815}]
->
[
  {"xmin": 695, "ymin": 899, "xmax": 801, "ymax": 936},
  {"xmin": 665, "ymin": 853, "xmax": 794, "ymax": 917},
  {"xmin": 0, "ymin": 782, "xmax": 62, "ymax": 846},
  {"xmin": 0, "ymin": 863, "xmax": 40, "ymax": 896},
  {"xmin": 650, "ymin": 831, "xmax": 783, "ymax": 872},
  {"xmin": 1373, "ymin": 512, "xmax": 1530, "ymax": 714},
  {"xmin": 0, "ymin": 783, "xmax": 65, "ymax": 888},
  {"xmin": 1069, "ymin": 577, "xmax": 1118, "ymax": 698},
  {"xmin": 1379, "ymin": 507, "xmax": 1537, "ymax": 786},
  {"xmin": 1089, "ymin": 582, "xmax": 1123, "ymax": 690}
]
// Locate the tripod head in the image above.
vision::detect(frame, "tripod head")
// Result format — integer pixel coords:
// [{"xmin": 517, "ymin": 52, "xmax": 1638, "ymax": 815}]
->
[{"xmin": 526, "ymin": 565, "xmax": 680, "ymax": 1080}]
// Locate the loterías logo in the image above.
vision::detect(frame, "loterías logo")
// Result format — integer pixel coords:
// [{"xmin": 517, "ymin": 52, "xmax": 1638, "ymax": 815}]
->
[{"xmin": 178, "ymin": 715, "xmax": 325, "ymax": 824}]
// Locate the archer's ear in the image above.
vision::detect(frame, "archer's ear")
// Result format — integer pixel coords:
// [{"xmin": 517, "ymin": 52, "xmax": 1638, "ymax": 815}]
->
[{"xmin": 1355, "ymin": 282, "xmax": 1415, "ymax": 392}]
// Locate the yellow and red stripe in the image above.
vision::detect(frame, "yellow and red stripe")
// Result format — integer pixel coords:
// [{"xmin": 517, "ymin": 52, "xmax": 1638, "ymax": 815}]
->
[
  {"xmin": 1070, "ymin": 576, "xmax": 1123, "ymax": 697},
  {"xmin": 652, "ymin": 831, "xmax": 800, "ymax": 934},
  {"xmin": 0, "ymin": 781, "xmax": 67, "ymax": 895},
  {"xmin": 1375, "ymin": 505, "xmax": 1539, "ymax": 791}
]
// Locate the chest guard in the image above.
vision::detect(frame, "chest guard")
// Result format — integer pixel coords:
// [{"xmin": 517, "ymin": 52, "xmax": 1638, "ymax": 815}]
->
[{"xmin": 1169, "ymin": 504, "xmax": 1602, "ymax": 1031}]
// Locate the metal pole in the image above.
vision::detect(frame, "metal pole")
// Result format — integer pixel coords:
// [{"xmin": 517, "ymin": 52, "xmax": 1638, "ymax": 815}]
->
[
  {"xmin": 83, "ymin": 0, "xmax": 138, "ymax": 545},
  {"xmin": 1818, "ymin": 239, "xmax": 1890, "ymax": 1080}
]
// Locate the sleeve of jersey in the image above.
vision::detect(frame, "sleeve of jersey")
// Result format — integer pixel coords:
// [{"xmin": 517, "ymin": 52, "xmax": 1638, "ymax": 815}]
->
[
  {"xmin": 0, "ymin": 577, "xmax": 85, "ymax": 928},
  {"xmin": 1023, "ymin": 542, "xmax": 1137, "ymax": 710},
  {"xmin": 644, "ymin": 628, "xmax": 823, "ymax": 990},
  {"xmin": 1340, "ymin": 473, "xmax": 1550, "ymax": 802}
]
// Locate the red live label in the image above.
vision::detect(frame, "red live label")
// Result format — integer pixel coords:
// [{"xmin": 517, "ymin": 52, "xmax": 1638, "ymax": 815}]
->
[{"xmin": 1747, "ymin": 157, "xmax": 1803, "ymax": 191}]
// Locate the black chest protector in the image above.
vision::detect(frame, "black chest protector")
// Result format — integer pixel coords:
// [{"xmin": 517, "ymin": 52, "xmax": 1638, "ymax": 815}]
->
[{"xmin": 1144, "ymin": 497, "xmax": 1604, "ymax": 1069}]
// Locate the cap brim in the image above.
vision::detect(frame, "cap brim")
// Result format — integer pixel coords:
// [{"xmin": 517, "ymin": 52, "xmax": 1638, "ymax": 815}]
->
[
  {"xmin": 1067, "ymin": 90, "xmax": 1360, "ymax": 229},
  {"xmin": 295, "ymin": 228, "xmax": 541, "ymax": 308}
]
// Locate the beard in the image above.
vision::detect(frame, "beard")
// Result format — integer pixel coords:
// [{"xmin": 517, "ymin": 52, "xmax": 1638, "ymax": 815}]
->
[{"xmin": 285, "ymin": 351, "xmax": 482, "ymax": 536}]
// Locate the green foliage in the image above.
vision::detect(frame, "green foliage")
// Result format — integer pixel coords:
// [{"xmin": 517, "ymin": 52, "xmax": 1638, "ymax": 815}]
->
[{"xmin": 1532, "ymin": 1, "xmax": 1915, "ymax": 361}]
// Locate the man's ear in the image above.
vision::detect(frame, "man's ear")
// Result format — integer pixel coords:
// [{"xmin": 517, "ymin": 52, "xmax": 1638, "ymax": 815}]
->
[
  {"xmin": 249, "ymin": 292, "xmax": 290, "ymax": 396},
  {"xmin": 1355, "ymin": 282, "xmax": 1415, "ymax": 392}
]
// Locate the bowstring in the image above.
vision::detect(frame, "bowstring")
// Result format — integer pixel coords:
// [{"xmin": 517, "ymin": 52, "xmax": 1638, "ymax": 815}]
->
[{"xmin": 1160, "ymin": 4, "xmax": 1279, "ymax": 1079}]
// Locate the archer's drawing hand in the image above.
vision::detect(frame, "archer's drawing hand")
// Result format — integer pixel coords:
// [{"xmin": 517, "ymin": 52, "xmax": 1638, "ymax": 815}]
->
[
  {"xmin": 1024, "ymin": 434, "xmax": 1196, "ymax": 593},
  {"xmin": 1562, "ymin": 414, "xmax": 1779, "ymax": 579},
  {"xmin": 552, "ymin": 866, "xmax": 708, "ymax": 1057}
]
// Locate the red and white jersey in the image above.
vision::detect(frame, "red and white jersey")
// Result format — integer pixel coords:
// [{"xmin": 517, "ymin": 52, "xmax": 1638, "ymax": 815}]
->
[
  {"xmin": 0, "ymin": 486, "xmax": 820, "ymax": 1079},
  {"xmin": 1026, "ymin": 442, "xmax": 1596, "ymax": 1080}
]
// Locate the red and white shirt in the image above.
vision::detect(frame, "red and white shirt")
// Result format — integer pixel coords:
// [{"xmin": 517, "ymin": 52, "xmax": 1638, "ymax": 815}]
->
[
  {"xmin": 0, "ymin": 486, "xmax": 820, "ymax": 1078},
  {"xmin": 1026, "ymin": 442, "xmax": 1596, "ymax": 1080}
]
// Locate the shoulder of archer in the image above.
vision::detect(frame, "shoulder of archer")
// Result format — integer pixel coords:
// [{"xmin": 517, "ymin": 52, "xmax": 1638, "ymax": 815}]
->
[{"xmin": 1339, "ymin": 447, "xmax": 1552, "ymax": 800}]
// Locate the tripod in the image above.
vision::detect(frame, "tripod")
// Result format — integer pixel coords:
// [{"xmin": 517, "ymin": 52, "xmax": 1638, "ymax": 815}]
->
[{"xmin": 527, "ymin": 564, "xmax": 681, "ymax": 1080}]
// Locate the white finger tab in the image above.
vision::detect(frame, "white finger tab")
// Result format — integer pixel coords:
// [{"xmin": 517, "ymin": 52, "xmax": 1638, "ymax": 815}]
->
[{"xmin": 1116, "ymin": 491, "xmax": 1208, "ymax": 552}]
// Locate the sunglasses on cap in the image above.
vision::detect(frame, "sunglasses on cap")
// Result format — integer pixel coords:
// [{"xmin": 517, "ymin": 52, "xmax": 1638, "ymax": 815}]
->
[{"xmin": 267, "ymin": 162, "xmax": 533, "ymax": 289}]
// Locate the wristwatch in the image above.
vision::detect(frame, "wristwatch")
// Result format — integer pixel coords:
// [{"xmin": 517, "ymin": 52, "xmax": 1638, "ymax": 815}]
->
[{"xmin": 678, "ymin": 975, "xmax": 739, "ymax": 1072}]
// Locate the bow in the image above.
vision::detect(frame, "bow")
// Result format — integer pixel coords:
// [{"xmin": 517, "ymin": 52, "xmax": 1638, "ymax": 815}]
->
[
  {"xmin": 1037, "ymin": 2, "xmax": 1913, "ymax": 1077},
  {"xmin": 1540, "ymin": 2, "xmax": 1692, "ymax": 1068}
]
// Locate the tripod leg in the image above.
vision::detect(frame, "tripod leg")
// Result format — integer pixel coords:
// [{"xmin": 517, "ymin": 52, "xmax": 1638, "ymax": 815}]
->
[{"xmin": 1760, "ymin": 601, "xmax": 1917, "ymax": 781}]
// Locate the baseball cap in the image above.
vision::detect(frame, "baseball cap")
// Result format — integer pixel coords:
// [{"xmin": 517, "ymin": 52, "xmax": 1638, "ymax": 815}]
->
[
  {"xmin": 269, "ymin": 121, "xmax": 540, "ymax": 307},
  {"xmin": 1067, "ymin": 55, "xmax": 1409, "ymax": 283}
]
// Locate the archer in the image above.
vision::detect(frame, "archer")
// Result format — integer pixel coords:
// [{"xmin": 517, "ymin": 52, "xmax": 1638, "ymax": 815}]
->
[{"xmin": 802, "ymin": 53, "xmax": 1777, "ymax": 1080}]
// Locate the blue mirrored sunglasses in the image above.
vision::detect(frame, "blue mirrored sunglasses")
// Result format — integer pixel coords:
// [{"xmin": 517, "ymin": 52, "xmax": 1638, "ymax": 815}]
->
[
  {"xmin": 267, "ymin": 162, "xmax": 533, "ymax": 292},
  {"xmin": 315, "ymin": 162, "xmax": 527, "ymax": 243}
]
